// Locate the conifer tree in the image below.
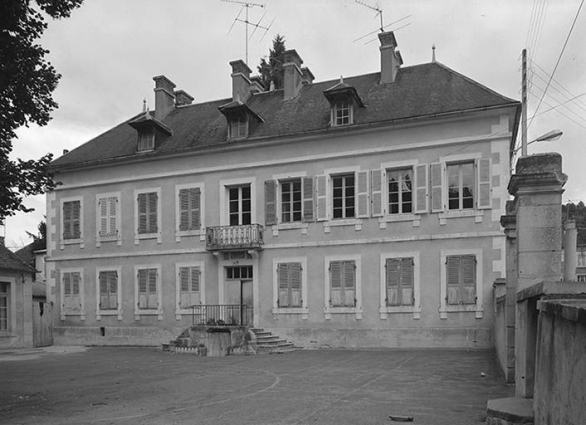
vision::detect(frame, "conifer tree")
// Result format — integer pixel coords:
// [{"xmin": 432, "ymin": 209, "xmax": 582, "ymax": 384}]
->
[{"xmin": 257, "ymin": 34, "xmax": 286, "ymax": 90}]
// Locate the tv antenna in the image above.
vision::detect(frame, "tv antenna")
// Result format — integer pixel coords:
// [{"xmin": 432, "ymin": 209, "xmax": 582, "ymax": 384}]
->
[
  {"xmin": 354, "ymin": 0, "xmax": 411, "ymax": 44},
  {"xmin": 222, "ymin": 0, "xmax": 274, "ymax": 66}
]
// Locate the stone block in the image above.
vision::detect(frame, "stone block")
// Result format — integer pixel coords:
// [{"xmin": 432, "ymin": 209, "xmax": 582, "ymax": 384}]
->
[
  {"xmin": 516, "ymin": 205, "xmax": 561, "ymax": 228},
  {"xmin": 517, "ymin": 226, "xmax": 562, "ymax": 252}
]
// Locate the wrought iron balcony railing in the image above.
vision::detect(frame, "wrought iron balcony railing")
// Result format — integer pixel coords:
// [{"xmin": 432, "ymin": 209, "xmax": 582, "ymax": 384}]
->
[
  {"xmin": 205, "ymin": 224, "xmax": 264, "ymax": 251},
  {"xmin": 190, "ymin": 304, "xmax": 252, "ymax": 326}
]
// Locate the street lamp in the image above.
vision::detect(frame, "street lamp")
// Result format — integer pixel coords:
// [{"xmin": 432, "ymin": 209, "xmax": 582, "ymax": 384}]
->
[{"xmin": 514, "ymin": 129, "xmax": 563, "ymax": 155}]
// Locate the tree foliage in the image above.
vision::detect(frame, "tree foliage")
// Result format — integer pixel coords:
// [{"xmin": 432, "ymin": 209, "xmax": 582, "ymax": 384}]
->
[
  {"xmin": 26, "ymin": 219, "xmax": 46, "ymax": 251},
  {"xmin": 257, "ymin": 34, "xmax": 286, "ymax": 91},
  {"xmin": 0, "ymin": 0, "xmax": 83, "ymax": 222},
  {"xmin": 562, "ymin": 201, "xmax": 586, "ymax": 246}
]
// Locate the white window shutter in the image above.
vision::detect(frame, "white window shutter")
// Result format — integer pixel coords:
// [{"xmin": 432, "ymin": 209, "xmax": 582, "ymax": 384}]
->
[
  {"xmin": 264, "ymin": 180, "xmax": 278, "ymax": 225},
  {"xmin": 371, "ymin": 169, "xmax": 384, "ymax": 217},
  {"xmin": 316, "ymin": 175, "xmax": 328, "ymax": 221},
  {"xmin": 302, "ymin": 177, "xmax": 314, "ymax": 222},
  {"xmin": 414, "ymin": 164, "xmax": 428, "ymax": 214},
  {"xmin": 356, "ymin": 170, "xmax": 369, "ymax": 218},
  {"xmin": 476, "ymin": 158, "xmax": 492, "ymax": 210},
  {"xmin": 430, "ymin": 163, "xmax": 444, "ymax": 213}
]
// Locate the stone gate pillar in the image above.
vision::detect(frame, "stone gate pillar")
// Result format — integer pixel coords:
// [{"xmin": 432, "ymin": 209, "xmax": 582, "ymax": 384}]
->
[{"xmin": 500, "ymin": 200, "xmax": 517, "ymax": 382}]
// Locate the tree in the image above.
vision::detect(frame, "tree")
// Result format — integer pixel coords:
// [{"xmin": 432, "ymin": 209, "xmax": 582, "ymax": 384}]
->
[
  {"xmin": 257, "ymin": 34, "xmax": 286, "ymax": 91},
  {"xmin": 26, "ymin": 219, "xmax": 46, "ymax": 252},
  {"xmin": 0, "ymin": 0, "xmax": 84, "ymax": 222}
]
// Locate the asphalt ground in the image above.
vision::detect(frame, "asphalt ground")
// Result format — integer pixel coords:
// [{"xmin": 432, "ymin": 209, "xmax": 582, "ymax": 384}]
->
[{"xmin": 0, "ymin": 346, "xmax": 513, "ymax": 425}]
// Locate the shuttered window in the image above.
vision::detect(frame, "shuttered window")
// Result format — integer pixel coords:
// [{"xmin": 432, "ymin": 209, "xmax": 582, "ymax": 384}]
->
[
  {"xmin": 63, "ymin": 200, "xmax": 81, "ymax": 240},
  {"xmin": 63, "ymin": 271, "xmax": 82, "ymax": 312},
  {"xmin": 0, "ymin": 283, "xmax": 9, "ymax": 331},
  {"xmin": 277, "ymin": 262, "xmax": 302, "ymax": 308},
  {"xmin": 179, "ymin": 266, "xmax": 201, "ymax": 308},
  {"xmin": 137, "ymin": 192, "xmax": 158, "ymax": 234},
  {"xmin": 447, "ymin": 163, "xmax": 474, "ymax": 210},
  {"xmin": 178, "ymin": 188, "xmax": 201, "ymax": 231},
  {"xmin": 387, "ymin": 169, "xmax": 413, "ymax": 214},
  {"xmin": 330, "ymin": 260, "xmax": 356, "ymax": 307},
  {"xmin": 281, "ymin": 180, "xmax": 302, "ymax": 223},
  {"xmin": 386, "ymin": 258, "xmax": 414, "ymax": 306},
  {"xmin": 99, "ymin": 271, "xmax": 118, "ymax": 310},
  {"xmin": 138, "ymin": 268, "xmax": 158, "ymax": 309},
  {"xmin": 98, "ymin": 197, "xmax": 118, "ymax": 238},
  {"xmin": 446, "ymin": 255, "xmax": 476, "ymax": 305}
]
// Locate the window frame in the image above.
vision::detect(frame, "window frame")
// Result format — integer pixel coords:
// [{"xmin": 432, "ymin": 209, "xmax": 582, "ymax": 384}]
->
[
  {"xmin": 266, "ymin": 172, "xmax": 313, "ymax": 235},
  {"xmin": 379, "ymin": 252, "xmax": 421, "ymax": 319},
  {"xmin": 137, "ymin": 126, "xmax": 155, "ymax": 152},
  {"xmin": 219, "ymin": 177, "xmax": 256, "ymax": 226},
  {"xmin": 134, "ymin": 264, "xmax": 162, "ymax": 320},
  {"xmin": 175, "ymin": 183, "xmax": 205, "ymax": 242},
  {"xmin": 332, "ymin": 98, "xmax": 352, "ymax": 126},
  {"xmin": 134, "ymin": 187, "xmax": 162, "ymax": 244},
  {"xmin": 60, "ymin": 268, "xmax": 85, "ymax": 320},
  {"xmin": 229, "ymin": 111, "xmax": 249, "ymax": 139},
  {"xmin": 447, "ymin": 161, "xmax": 475, "ymax": 211},
  {"xmin": 324, "ymin": 254, "xmax": 362, "ymax": 319},
  {"xmin": 96, "ymin": 267, "xmax": 122, "ymax": 320},
  {"xmin": 60, "ymin": 196, "xmax": 84, "ymax": 249},
  {"xmin": 0, "ymin": 280, "xmax": 12, "ymax": 333},
  {"xmin": 272, "ymin": 257, "xmax": 308, "ymax": 318},
  {"xmin": 439, "ymin": 249, "xmax": 484, "ymax": 319},
  {"xmin": 317, "ymin": 167, "xmax": 366, "ymax": 229},
  {"xmin": 96, "ymin": 192, "xmax": 121, "ymax": 247},
  {"xmin": 175, "ymin": 261, "xmax": 205, "ymax": 319}
]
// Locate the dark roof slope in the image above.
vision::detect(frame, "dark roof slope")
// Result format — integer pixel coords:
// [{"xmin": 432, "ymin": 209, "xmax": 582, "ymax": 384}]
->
[
  {"xmin": 52, "ymin": 62, "xmax": 519, "ymax": 170},
  {"xmin": 0, "ymin": 244, "xmax": 36, "ymax": 273}
]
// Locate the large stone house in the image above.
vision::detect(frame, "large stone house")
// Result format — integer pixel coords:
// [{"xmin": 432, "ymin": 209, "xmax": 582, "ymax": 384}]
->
[{"xmin": 47, "ymin": 31, "xmax": 520, "ymax": 347}]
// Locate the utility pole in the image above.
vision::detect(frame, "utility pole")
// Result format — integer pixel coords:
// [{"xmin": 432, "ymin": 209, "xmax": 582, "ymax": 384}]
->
[{"xmin": 521, "ymin": 49, "xmax": 528, "ymax": 156}]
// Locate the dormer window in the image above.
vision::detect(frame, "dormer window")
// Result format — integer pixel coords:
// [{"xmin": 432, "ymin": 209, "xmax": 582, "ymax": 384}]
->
[
  {"xmin": 333, "ymin": 99, "xmax": 351, "ymax": 126},
  {"xmin": 137, "ymin": 127, "xmax": 155, "ymax": 152},
  {"xmin": 323, "ymin": 77, "xmax": 364, "ymax": 128},
  {"xmin": 229, "ymin": 112, "xmax": 248, "ymax": 139},
  {"xmin": 128, "ymin": 110, "xmax": 173, "ymax": 153}
]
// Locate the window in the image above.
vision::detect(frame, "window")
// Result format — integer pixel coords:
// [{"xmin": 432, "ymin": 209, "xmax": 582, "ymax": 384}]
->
[
  {"xmin": 179, "ymin": 266, "xmax": 201, "ymax": 308},
  {"xmin": 229, "ymin": 185, "xmax": 251, "ymax": 226},
  {"xmin": 61, "ymin": 197, "xmax": 84, "ymax": 248},
  {"xmin": 577, "ymin": 275, "xmax": 586, "ymax": 282},
  {"xmin": 388, "ymin": 169, "xmax": 413, "ymax": 214},
  {"xmin": 178, "ymin": 187, "xmax": 201, "ymax": 231},
  {"xmin": 229, "ymin": 112, "xmax": 248, "ymax": 139},
  {"xmin": 98, "ymin": 271, "xmax": 118, "ymax": 310},
  {"xmin": 333, "ymin": 99, "xmax": 351, "ymax": 126},
  {"xmin": 60, "ymin": 269, "xmax": 84, "ymax": 319},
  {"xmin": 137, "ymin": 127, "xmax": 155, "ymax": 152},
  {"xmin": 0, "ymin": 282, "xmax": 9, "ymax": 331},
  {"xmin": 330, "ymin": 260, "xmax": 356, "ymax": 307},
  {"xmin": 439, "ymin": 250, "xmax": 483, "ymax": 319},
  {"xmin": 385, "ymin": 258, "xmax": 414, "ymax": 306},
  {"xmin": 277, "ymin": 263, "xmax": 302, "ymax": 308},
  {"xmin": 97, "ymin": 193, "xmax": 120, "ymax": 246},
  {"xmin": 137, "ymin": 268, "xmax": 158, "ymax": 310},
  {"xmin": 226, "ymin": 266, "xmax": 253, "ymax": 279},
  {"xmin": 280, "ymin": 180, "xmax": 302, "ymax": 223},
  {"xmin": 447, "ymin": 163, "xmax": 474, "ymax": 210},
  {"xmin": 265, "ymin": 176, "xmax": 313, "ymax": 228},
  {"xmin": 135, "ymin": 188, "xmax": 161, "ymax": 243},
  {"xmin": 332, "ymin": 174, "xmax": 355, "ymax": 219}
]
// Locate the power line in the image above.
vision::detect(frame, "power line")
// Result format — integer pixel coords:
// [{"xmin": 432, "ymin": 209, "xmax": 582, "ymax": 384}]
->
[
  {"xmin": 530, "ymin": 82, "xmax": 586, "ymax": 125},
  {"xmin": 529, "ymin": 58, "xmax": 586, "ymax": 113}
]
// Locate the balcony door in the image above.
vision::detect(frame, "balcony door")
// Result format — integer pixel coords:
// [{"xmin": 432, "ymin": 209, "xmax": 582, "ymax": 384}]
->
[{"xmin": 229, "ymin": 185, "xmax": 251, "ymax": 226}]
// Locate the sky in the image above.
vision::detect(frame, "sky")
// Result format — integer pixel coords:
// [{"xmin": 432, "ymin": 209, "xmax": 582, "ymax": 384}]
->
[{"xmin": 4, "ymin": 0, "xmax": 586, "ymax": 250}]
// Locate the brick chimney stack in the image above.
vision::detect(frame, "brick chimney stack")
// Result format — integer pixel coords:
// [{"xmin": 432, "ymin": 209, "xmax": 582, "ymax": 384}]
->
[
  {"xmin": 153, "ymin": 75, "xmax": 176, "ymax": 120},
  {"xmin": 379, "ymin": 31, "xmax": 403, "ymax": 84},
  {"xmin": 283, "ymin": 49, "xmax": 304, "ymax": 100},
  {"xmin": 230, "ymin": 60, "xmax": 252, "ymax": 102}
]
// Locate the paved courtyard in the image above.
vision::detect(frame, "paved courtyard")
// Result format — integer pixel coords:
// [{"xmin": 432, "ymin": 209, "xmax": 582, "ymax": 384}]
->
[{"xmin": 0, "ymin": 346, "xmax": 513, "ymax": 425}]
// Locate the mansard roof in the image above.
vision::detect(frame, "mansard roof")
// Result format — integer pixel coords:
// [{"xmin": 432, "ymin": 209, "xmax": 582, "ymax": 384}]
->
[{"xmin": 51, "ymin": 61, "xmax": 519, "ymax": 170}]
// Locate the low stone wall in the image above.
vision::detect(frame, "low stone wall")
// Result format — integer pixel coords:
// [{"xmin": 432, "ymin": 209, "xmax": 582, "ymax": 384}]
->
[
  {"xmin": 534, "ymin": 299, "xmax": 586, "ymax": 425},
  {"xmin": 169, "ymin": 326, "xmax": 256, "ymax": 356}
]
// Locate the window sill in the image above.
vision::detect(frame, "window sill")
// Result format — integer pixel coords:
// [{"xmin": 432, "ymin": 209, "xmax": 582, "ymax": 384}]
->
[
  {"xmin": 134, "ymin": 309, "xmax": 163, "ymax": 320},
  {"xmin": 271, "ymin": 222, "xmax": 309, "ymax": 237},
  {"xmin": 439, "ymin": 304, "xmax": 483, "ymax": 319},
  {"xmin": 175, "ymin": 230, "xmax": 205, "ymax": 243},
  {"xmin": 379, "ymin": 214, "xmax": 421, "ymax": 228},
  {"xmin": 60, "ymin": 311, "xmax": 86, "ymax": 321},
  {"xmin": 97, "ymin": 310, "xmax": 123, "ymax": 320},
  {"xmin": 60, "ymin": 238, "xmax": 84, "ymax": 250},
  {"xmin": 323, "ymin": 218, "xmax": 362, "ymax": 233},
  {"xmin": 134, "ymin": 233, "xmax": 162, "ymax": 245},
  {"xmin": 272, "ymin": 307, "xmax": 309, "ymax": 320},
  {"xmin": 96, "ymin": 235, "xmax": 121, "ymax": 247},
  {"xmin": 379, "ymin": 306, "xmax": 421, "ymax": 320},
  {"xmin": 324, "ymin": 306, "xmax": 363, "ymax": 320},
  {"xmin": 438, "ymin": 210, "xmax": 484, "ymax": 225}
]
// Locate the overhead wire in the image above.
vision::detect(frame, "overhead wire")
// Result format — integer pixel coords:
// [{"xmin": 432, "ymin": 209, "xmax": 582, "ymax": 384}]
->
[
  {"xmin": 530, "ymin": 81, "xmax": 586, "ymax": 125},
  {"xmin": 529, "ymin": 58, "xmax": 586, "ymax": 113}
]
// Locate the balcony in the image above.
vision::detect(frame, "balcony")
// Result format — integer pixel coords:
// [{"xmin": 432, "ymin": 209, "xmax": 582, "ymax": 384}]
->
[{"xmin": 205, "ymin": 224, "xmax": 264, "ymax": 251}]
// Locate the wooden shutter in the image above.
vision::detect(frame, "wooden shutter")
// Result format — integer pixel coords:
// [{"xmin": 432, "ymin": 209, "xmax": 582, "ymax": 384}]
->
[
  {"xmin": 138, "ymin": 269, "xmax": 148, "ymax": 308},
  {"xmin": 290, "ymin": 263, "xmax": 302, "ymax": 307},
  {"xmin": 446, "ymin": 256, "xmax": 461, "ymax": 305},
  {"xmin": 461, "ymin": 255, "xmax": 476, "ymax": 304},
  {"xmin": 191, "ymin": 267, "xmax": 201, "ymax": 305},
  {"xmin": 476, "ymin": 158, "xmax": 492, "ymax": 209},
  {"xmin": 316, "ymin": 175, "xmax": 328, "ymax": 221},
  {"xmin": 66, "ymin": 272, "xmax": 81, "ymax": 312},
  {"xmin": 430, "ymin": 163, "xmax": 444, "ymax": 212},
  {"xmin": 277, "ymin": 263, "xmax": 289, "ymax": 307},
  {"xmin": 386, "ymin": 259, "xmax": 400, "ymax": 306},
  {"xmin": 138, "ymin": 193, "xmax": 147, "ymax": 234},
  {"xmin": 343, "ymin": 261, "xmax": 356, "ymax": 307},
  {"xmin": 179, "ymin": 188, "xmax": 201, "ymax": 231},
  {"xmin": 302, "ymin": 177, "xmax": 314, "ymax": 222},
  {"xmin": 72, "ymin": 201, "xmax": 81, "ymax": 239},
  {"xmin": 356, "ymin": 170, "xmax": 369, "ymax": 218},
  {"xmin": 99, "ymin": 198, "xmax": 108, "ymax": 236},
  {"xmin": 264, "ymin": 180, "xmax": 277, "ymax": 226},
  {"xmin": 147, "ymin": 193, "xmax": 158, "ymax": 234},
  {"xmin": 191, "ymin": 188, "xmax": 201, "ymax": 229},
  {"xmin": 330, "ymin": 261, "xmax": 342, "ymax": 306},
  {"xmin": 99, "ymin": 271, "xmax": 109, "ymax": 309},
  {"xmin": 414, "ymin": 164, "xmax": 428, "ymax": 214},
  {"xmin": 109, "ymin": 272, "xmax": 118, "ymax": 309},
  {"xmin": 99, "ymin": 197, "xmax": 118, "ymax": 237},
  {"xmin": 371, "ymin": 169, "xmax": 384, "ymax": 217},
  {"xmin": 179, "ymin": 189, "xmax": 189, "ymax": 231},
  {"xmin": 63, "ymin": 202, "xmax": 72, "ymax": 239},
  {"xmin": 147, "ymin": 269, "xmax": 157, "ymax": 309},
  {"xmin": 400, "ymin": 258, "xmax": 414, "ymax": 306},
  {"xmin": 109, "ymin": 198, "xmax": 118, "ymax": 236},
  {"xmin": 180, "ymin": 267, "xmax": 190, "ymax": 308}
]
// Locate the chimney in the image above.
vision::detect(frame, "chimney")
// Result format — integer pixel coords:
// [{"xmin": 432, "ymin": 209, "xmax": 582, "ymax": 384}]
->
[
  {"xmin": 153, "ymin": 75, "xmax": 176, "ymax": 120},
  {"xmin": 379, "ymin": 31, "xmax": 403, "ymax": 84},
  {"xmin": 174, "ymin": 90, "xmax": 194, "ymax": 106},
  {"xmin": 283, "ymin": 49, "xmax": 304, "ymax": 100},
  {"xmin": 230, "ymin": 60, "xmax": 252, "ymax": 102},
  {"xmin": 301, "ymin": 67, "xmax": 315, "ymax": 85},
  {"xmin": 250, "ymin": 76, "xmax": 265, "ymax": 94}
]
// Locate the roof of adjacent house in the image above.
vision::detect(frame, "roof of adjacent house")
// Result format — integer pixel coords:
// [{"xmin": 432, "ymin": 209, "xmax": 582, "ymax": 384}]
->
[
  {"xmin": 51, "ymin": 61, "xmax": 520, "ymax": 170},
  {"xmin": 0, "ymin": 244, "xmax": 36, "ymax": 274}
]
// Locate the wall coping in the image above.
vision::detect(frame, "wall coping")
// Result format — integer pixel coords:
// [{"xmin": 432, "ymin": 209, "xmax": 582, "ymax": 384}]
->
[
  {"xmin": 516, "ymin": 280, "xmax": 586, "ymax": 302},
  {"xmin": 537, "ymin": 299, "xmax": 586, "ymax": 324}
]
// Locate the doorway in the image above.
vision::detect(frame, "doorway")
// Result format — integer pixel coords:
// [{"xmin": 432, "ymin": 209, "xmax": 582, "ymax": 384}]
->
[{"xmin": 225, "ymin": 265, "xmax": 253, "ymax": 325}]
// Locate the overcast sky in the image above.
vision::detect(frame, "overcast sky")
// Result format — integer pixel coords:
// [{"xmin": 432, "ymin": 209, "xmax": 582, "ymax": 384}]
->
[{"xmin": 4, "ymin": 0, "xmax": 585, "ymax": 250}]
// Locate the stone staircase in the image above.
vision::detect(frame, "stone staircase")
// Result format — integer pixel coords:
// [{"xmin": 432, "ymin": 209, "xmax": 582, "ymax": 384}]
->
[{"xmin": 251, "ymin": 328, "xmax": 299, "ymax": 354}]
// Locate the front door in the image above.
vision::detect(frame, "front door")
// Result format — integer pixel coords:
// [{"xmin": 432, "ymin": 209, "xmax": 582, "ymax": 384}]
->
[{"xmin": 225, "ymin": 265, "xmax": 253, "ymax": 325}]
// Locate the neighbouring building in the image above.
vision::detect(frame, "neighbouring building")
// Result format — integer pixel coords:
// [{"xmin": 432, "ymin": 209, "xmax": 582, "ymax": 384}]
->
[{"xmin": 46, "ymin": 31, "xmax": 521, "ymax": 347}]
